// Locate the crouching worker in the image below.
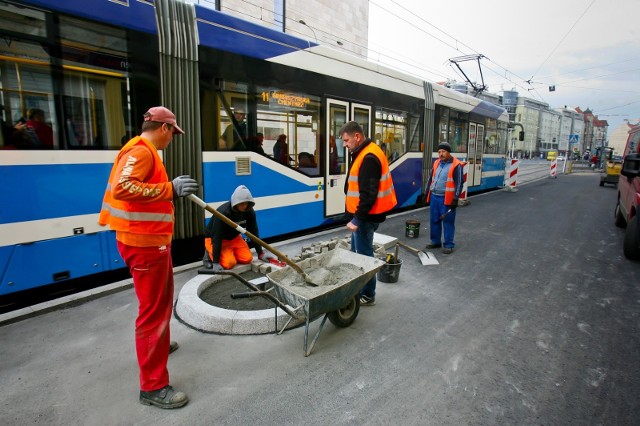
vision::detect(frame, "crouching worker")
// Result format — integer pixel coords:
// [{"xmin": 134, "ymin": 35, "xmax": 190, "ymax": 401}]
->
[{"xmin": 203, "ymin": 185, "xmax": 273, "ymax": 271}]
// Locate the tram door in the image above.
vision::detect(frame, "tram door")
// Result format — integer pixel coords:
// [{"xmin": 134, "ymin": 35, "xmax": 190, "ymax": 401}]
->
[
  {"xmin": 324, "ymin": 99, "xmax": 372, "ymax": 216},
  {"xmin": 467, "ymin": 123, "xmax": 484, "ymax": 186}
]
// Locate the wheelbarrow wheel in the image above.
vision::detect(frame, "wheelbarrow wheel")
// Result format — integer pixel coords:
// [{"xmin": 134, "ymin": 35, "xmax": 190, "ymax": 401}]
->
[{"xmin": 327, "ymin": 295, "xmax": 360, "ymax": 328}]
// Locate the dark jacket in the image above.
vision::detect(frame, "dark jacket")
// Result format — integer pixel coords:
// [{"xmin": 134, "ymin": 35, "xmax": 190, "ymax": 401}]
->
[
  {"xmin": 344, "ymin": 139, "xmax": 387, "ymax": 225},
  {"xmin": 205, "ymin": 185, "xmax": 262, "ymax": 262}
]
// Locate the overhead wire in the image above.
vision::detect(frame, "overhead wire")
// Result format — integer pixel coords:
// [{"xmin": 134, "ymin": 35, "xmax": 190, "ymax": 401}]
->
[
  {"xmin": 371, "ymin": 0, "xmax": 546, "ymax": 98},
  {"xmin": 530, "ymin": 0, "xmax": 598, "ymax": 79},
  {"xmin": 202, "ymin": 0, "xmax": 636, "ymax": 120}
]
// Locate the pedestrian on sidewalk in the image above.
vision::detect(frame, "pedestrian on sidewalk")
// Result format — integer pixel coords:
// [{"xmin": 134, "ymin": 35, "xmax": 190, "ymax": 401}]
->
[
  {"xmin": 341, "ymin": 121, "xmax": 397, "ymax": 307},
  {"xmin": 425, "ymin": 142, "xmax": 463, "ymax": 254},
  {"xmin": 98, "ymin": 106, "xmax": 198, "ymax": 409}
]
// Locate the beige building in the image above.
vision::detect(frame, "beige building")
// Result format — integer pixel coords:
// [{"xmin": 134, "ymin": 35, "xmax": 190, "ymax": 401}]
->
[
  {"xmin": 512, "ymin": 97, "xmax": 548, "ymax": 157},
  {"xmin": 554, "ymin": 107, "xmax": 584, "ymax": 153},
  {"xmin": 608, "ymin": 120, "xmax": 639, "ymax": 156},
  {"xmin": 188, "ymin": 0, "xmax": 368, "ymax": 57},
  {"xmin": 539, "ymin": 109, "xmax": 562, "ymax": 153}
]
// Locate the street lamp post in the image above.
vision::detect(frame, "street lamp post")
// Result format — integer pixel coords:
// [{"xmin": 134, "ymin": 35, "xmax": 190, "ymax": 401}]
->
[{"xmin": 298, "ymin": 19, "xmax": 318, "ymax": 44}]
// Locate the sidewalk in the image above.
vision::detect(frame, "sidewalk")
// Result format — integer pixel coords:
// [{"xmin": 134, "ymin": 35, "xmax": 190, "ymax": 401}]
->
[{"xmin": 0, "ymin": 207, "xmax": 429, "ymax": 425}]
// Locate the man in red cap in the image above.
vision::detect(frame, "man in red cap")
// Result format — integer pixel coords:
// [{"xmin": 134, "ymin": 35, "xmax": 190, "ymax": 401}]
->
[{"xmin": 99, "ymin": 106, "xmax": 198, "ymax": 409}]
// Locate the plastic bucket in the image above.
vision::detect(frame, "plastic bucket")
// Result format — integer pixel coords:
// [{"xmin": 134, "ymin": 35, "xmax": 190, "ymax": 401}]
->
[
  {"xmin": 405, "ymin": 220, "xmax": 420, "ymax": 238},
  {"xmin": 377, "ymin": 259, "xmax": 403, "ymax": 283}
]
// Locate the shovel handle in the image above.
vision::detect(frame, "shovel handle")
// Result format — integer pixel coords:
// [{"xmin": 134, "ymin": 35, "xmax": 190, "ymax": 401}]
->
[
  {"xmin": 439, "ymin": 209, "xmax": 452, "ymax": 221},
  {"xmin": 396, "ymin": 240, "xmax": 420, "ymax": 254},
  {"xmin": 187, "ymin": 194, "xmax": 310, "ymax": 281}
]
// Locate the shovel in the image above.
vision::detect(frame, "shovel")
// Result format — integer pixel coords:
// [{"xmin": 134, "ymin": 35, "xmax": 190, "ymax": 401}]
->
[
  {"xmin": 396, "ymin": 241, "xmax": 439, "ymax": 266},
  {"xmin": 187, "ymin": 194, "xmax": 317, "ymax": 286}
]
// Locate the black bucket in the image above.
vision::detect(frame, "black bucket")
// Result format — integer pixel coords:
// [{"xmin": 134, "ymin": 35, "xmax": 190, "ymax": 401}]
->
[
  {"xmin": 405, "ymin": 220, "xmax": 420, "ymax": 238},
  {"xmin": 377, "ymin": 259, "xmax": 403, "ymax": 283}
]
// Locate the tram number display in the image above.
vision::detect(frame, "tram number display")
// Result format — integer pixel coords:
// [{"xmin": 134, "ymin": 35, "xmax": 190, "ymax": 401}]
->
[{"xmin": 261, "ymin": 90, "xmax": 311, "ymax": 111}]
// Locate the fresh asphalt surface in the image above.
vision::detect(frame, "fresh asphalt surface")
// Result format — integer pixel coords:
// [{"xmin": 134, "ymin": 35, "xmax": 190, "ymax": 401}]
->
[{"xmin": 1, "ymin": 168, "xmax": 639, "ymax": 425}]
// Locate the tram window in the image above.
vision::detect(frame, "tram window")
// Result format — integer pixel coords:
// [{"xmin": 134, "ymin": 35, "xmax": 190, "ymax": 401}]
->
[
  {"xmin": 375, "ymin": 109, "xmax": 409, "ymax": 163},
  {"xmin": 484, "ymin": 118, "xmax": 506, "ymax": 154},
  {"xmin": 202, "ymin": 82, "xmax": 321, "ymax": 176},
  {"xmin": 0, "ymin": 2, "xmax": 46, "ymax": 37},
  {"xmin": 448, "ymin": 118, "xmax": 468, "ymax": 153},
  {"xmin": 58, "ymin": 17, "xmax": 129, "ymax": 149},
  {"xmin": 0, "ymin": 51, "xmax": 56, "ymax": 149},
  {"xmin": 0, "ymin": 7, "xmax": 130, "ymax": 150},
  {"xmin": 437, "ymin": 107, "xmax": 450, "ymax": 144}
]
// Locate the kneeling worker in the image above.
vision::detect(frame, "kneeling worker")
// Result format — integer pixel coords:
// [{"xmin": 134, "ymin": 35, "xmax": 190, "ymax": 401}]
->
[{"xmin": 203, "ymin": 185, "xmax": 272, "ymax": 271}]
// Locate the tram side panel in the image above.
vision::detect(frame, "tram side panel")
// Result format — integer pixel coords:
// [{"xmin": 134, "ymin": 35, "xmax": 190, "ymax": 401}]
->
[{"xmin": 0, "ymin": 154, "xmax": 122, "ymax": 295}]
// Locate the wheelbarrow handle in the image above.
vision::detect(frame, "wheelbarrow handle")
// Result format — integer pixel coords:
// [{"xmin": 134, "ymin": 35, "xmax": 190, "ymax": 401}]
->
[{"xmin": 187, "ymin": 194, "xmax": 313, "ymax": 284}]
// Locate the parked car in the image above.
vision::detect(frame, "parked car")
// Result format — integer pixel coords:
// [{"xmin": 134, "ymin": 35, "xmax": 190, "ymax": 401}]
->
[
  {"xmin": 615, "ymin": 128, "xmax": 640, "ymax": 260},
  {"xmin": 557, "ymin": 155, "xmax": 565, "ymax": 161}
]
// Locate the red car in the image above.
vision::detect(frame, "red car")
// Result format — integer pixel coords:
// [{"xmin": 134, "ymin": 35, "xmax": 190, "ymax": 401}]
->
[{"xmin": 615, "ymin": 127, "xmax": 640, "ymax": 260}]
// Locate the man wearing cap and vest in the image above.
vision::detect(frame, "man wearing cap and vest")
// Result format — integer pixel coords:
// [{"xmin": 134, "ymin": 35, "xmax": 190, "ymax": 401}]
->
[
  {"xmin": 425, "ymin": 142, "xmax": 463, "ymax": 254},
  {"xmin": 99, "ymin": 106, "xmax": 198, "ymax": 409},
  {"xmin": 342, "ymin": 121, "xmax": 397, "ymax": 307}
]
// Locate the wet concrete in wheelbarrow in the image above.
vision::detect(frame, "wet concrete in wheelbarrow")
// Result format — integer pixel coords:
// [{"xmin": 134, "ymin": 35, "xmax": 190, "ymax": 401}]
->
[{"xmin": 198, "ymin": 262, "xmax": 366, "ymax": 311}]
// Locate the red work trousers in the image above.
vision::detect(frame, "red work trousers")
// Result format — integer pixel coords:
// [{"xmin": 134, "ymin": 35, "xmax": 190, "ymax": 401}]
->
[{"xmin": 118, "ymin": 241, "xmax": 173, "ymax": 392}]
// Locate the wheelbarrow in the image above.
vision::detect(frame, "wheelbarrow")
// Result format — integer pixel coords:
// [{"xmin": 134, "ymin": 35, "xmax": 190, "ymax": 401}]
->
[{"xmin": 267, "ymin": 248, "xmax": 385, "ymax": 356}]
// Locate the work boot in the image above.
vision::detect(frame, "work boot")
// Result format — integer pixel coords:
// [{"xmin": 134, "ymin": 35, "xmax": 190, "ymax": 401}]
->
[
  {"xmin": 442, "ymin": 248, "xmax": 454, "ymax": 254},
  {"xmin": 139, "ymin": 385, "xmax": 189, "ymax": 409},
  {"xmin": 169, "ymin": 341, "xmax": 179, "ymax": 354},
  {"xmin": 202, "ymin": 250, "xmax": 213, "ymax": 269},
  {"xmin": 425, "ymin": 243, "xmax": 441, "ymax": 249}
]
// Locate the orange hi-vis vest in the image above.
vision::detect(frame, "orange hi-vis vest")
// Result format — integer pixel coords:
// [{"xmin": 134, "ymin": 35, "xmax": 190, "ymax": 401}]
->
[
  {"xmin": 428, "ymin": 157, "xmax": 463, "ymax": 205},
  {"xmin": 98, "ymin": 137, "xmax": 174, "ymax": 237},
  {"xmin": 346, "ymin": 142, "xmax": 397, "ymax": 214}
]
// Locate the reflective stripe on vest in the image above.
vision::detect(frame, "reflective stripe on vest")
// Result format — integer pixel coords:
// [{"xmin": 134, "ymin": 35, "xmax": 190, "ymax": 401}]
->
[
  {"xmin": 345, "ymin": 142, "xmax": 397, "ymax": 214},
  {"xmin": 98, "ymin": 137, "xmax": 174, "ymax": 235},
  {"xmin": 427, "ymin": 157, "xmax": 462, "ymax": 205}
]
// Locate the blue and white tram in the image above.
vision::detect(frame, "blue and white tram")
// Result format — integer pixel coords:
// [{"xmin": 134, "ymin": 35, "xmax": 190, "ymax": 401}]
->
[{"xmin": 0, "ymin": 0, "xmax": 508, "ymax": 296}]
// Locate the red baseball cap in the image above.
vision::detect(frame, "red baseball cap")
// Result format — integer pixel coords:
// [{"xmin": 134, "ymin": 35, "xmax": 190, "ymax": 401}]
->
[{"xmin": 144, "ymin": 106, "xmax": 184, "ymax": 135}]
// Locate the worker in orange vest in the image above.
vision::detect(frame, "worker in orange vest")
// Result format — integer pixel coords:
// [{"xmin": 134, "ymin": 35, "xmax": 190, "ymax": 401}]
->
[
  {"xmin": 342, "ymin": 121, "xmax": 397, "ymax": 307},
  {"xmin": 99, "ymin": 106, "xmax": 198, "ymax": 409},
  {"xmin": 425, "ymin": 142, "xmax": 463, "ymax": 254}
]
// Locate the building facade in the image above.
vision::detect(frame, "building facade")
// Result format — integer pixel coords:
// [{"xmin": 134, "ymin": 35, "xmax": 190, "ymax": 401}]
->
[
  {"xmin": 187, "ymin": 0, "xmax": 368, "ymax": 57},
  {"xmin": 554, "ymin": 107, "xmax": 584, "ymax": 154},
  {"xmin": 539, "ymin": 109, "xmax": 562, "ymax": 154},
  {"xmin": 608, "ymin": 120, "xmax": 639, "ymax": 156}
]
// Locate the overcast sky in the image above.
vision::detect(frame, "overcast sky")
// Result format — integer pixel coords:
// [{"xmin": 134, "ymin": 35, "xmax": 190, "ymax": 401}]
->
[{"xmin": 367, "ymin": 0, "xmax": 640, "ymax": 132}]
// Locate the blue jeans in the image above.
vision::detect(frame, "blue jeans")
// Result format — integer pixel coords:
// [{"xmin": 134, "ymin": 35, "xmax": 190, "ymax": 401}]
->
[
  {"xmin": 429, "ymin": 194, "xmax": 457, "ymax": 249},
  {"xmin": 351, "ymin": 221, "xmax": 379, "ymax": 299}
]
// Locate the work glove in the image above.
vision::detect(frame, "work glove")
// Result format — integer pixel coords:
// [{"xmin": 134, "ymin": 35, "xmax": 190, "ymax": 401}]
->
[
  {"xmin": 172, "ymin": 175, "xmax": 198, "ymax": 198},
  {"xmin": 258, "ymin": 252, "xmax": 275, "ymax": 262},
  {"xmin": 447, "ymin": 199, "xmax": 458, "ymax": 210},
  {"xmin": 210, "ymin": 263, "xmax": 224, "ymax": 272}
]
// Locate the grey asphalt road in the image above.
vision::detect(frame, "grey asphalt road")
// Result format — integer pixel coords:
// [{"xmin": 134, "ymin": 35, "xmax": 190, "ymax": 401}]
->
[{"xmin": 1, "ymin": 171, "xmax": 638, "ymax": 425}]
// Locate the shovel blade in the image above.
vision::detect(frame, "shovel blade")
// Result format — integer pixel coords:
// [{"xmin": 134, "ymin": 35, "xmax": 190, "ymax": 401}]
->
[{"xmin": 418, "ymin": 251, "xmax": 439, "ymax": 265}]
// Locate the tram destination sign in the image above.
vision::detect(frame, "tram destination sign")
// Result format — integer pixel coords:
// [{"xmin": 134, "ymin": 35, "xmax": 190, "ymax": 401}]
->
[{"xmin": 261, "ymin": 90, "xmax": 311, "ymax": 111}]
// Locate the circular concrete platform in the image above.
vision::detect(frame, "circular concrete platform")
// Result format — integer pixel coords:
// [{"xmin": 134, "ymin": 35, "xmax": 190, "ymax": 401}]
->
[{"xmin": 174, "ymin": 264, "xmax": 303, "ymax": 335}]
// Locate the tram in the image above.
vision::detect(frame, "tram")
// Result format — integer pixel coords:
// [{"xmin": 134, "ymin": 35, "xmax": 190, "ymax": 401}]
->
[{"xmin": 0, "ymin": 0, "xmax": 509, "ymax": 296}]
